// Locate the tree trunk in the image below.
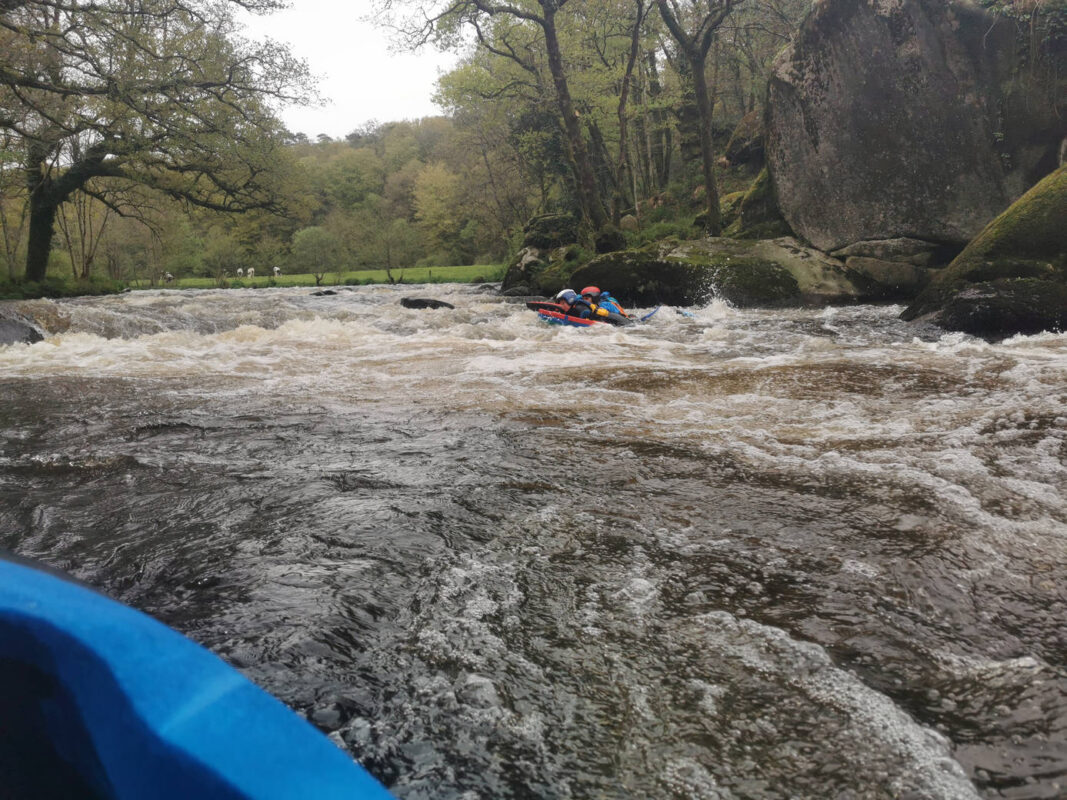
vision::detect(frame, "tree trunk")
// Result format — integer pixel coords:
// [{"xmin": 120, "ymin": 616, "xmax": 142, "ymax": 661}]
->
[
  {"xmin": 542, "ymin": 7, "xmax": 607, "ymax": 230},
  {"xmin": 689, "ymin": 51, "xmax": 723, "ymax": 234},
  {"xmin": 25, "ymin": 189, "xmax": 58, "ymax": 283},
  {"xmin": 645, "ymin": 52, "xmax": 672, "ymax": 189},
  {"xmin": 631, "ymin": 110, "xmax": 652, "ymax": 200},
  {"xmin": 613, "ymin": 2, "xmax": 645, "ymax": 223},
  {"xmin": 585, "ymin": 119, "xmax": 615, "ymax": 203}
]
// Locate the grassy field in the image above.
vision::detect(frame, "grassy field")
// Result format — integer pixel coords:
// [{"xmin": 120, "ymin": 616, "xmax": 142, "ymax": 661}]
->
[{"xmin": 132, "ymin": 264, "xmax": 505, "ymax": 290}]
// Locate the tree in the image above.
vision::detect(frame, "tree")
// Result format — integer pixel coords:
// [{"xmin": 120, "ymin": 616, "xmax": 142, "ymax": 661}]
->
[
  {"xmin": 414, "ymin": 162, "xmax": 464, "ymax": 258},
  {"xmin": 0, "ymin": 0, "xmax": 314, "ymax": 282},
  {"xmin": 376, "ymin": 0, "xmax": 609, "ymax": 231},
  {"xmin": 290, "ymin": 226, "xmax": 344, "ymax": 285},
  {"xmin": 657, "ymin": 0, "xmax": 742, "ymax": 234},
  {"xmin": 0, "ymin": 130, "xmax": 27, "ymax": 280},
  {"xmin": 566, "ymin": 0, "xmax": 652, "ymax": 220},
  {"xmin": 202, "ymin": 230, "xmax": 246, "ymax": 286},
  {"xmin": 56, "ymin": 184, "xmax": 112, "ymax": 280}
]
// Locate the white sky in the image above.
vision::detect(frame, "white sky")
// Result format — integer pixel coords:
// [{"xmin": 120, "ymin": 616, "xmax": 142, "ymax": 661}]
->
[{"xmin": 240, "ymin": 2, "xmax": 459, "ymax": 140}]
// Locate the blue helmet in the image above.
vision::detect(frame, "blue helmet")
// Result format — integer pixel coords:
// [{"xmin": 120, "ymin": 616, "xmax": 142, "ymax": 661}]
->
[{"xmin": 555, "ymin": 289, "xmax": 578, "ymax": 304}]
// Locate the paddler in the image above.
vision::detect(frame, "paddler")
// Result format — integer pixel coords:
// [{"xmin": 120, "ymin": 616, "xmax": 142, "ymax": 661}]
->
[
  {"xmin": 553, "ymin": 288, "xmax": 595, "ymax": 319},
  {"xmin": 580, "ymin": 286, "xmax": 629, "ymax": 318}
]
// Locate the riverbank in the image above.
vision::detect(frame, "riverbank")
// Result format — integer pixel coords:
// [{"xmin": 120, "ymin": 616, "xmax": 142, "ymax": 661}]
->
[{"xmin": 0, "ymin": 264, "xmax": 505, "ymax": 301}]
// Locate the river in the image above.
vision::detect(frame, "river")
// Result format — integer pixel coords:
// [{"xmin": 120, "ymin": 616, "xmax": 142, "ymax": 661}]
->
[{"xmin": 1, "ymin": 284, "xmax": 1064, "ymax": 800}]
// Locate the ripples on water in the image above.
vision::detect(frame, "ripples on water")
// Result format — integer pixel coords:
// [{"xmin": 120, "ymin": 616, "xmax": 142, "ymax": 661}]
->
[{"xmin": 1, "ymin": 285, "xmax": 1065, "ymax": 799}]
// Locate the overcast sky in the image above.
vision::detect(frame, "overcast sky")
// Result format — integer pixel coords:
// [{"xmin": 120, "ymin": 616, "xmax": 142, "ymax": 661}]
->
[{"xmin": 240, "ymin": 2, "xmax": 459, "ymax": 140}]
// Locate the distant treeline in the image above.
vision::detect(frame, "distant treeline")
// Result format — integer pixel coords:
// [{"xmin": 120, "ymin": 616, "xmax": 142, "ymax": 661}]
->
[{"xmin": 2, "ymin": 0, "xmax": 1060, "ymax": 289}]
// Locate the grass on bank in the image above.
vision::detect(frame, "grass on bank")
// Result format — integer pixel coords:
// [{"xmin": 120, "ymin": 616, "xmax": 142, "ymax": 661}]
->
[
  {"xmin": 136, "ymin": 264, "xmax": 504, "ymax": 290},
  {"xmin": 0, "ymin": 264, "xmax": 505, "ymax": 300}
]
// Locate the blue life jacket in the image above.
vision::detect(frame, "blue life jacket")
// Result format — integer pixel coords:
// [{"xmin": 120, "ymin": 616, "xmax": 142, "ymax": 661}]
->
[{"xmin": 597, "ymin": 293, "xmax": 624, "ymax": 315}]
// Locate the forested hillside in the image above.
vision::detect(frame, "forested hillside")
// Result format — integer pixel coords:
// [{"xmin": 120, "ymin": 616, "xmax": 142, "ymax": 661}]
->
[{"xmin": 1, "ymin": 0, "xmax": 1061, "ymax": 291}]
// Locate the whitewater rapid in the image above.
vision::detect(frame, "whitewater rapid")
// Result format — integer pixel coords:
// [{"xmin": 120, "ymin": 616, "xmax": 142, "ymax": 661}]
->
[{"xmin": 1, "ymin": 284, "xmax": 1064, "ymax": 799}]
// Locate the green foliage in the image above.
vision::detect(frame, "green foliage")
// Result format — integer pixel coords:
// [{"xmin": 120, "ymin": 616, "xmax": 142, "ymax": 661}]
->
[
  {"xmin": 162, "ymin": 264, "xmax": 502, "ymax": 290},
  {"xmin": 289, "ymin": 226, "xmax": 346, "ymax": 276},
  {"xmin": 2, "ymin": 0, "xmax": 318, "ymax": 282},
  {"xmin": 0, "ymin": 0, "xmax": 816, "ymax": 295},
  {"xmin": 626, "ymin": 219, "xmax": 698, "ymax": 247},
  {"xmin": 0, "ymin": 275, "xmax": 124, "ymax": 300},
  {"xmin": 203, "ymin": 232, "xmax": 247, "ymax": 279},
  {"xmin": 414, "ymin": 162, "xmax": 464, "ymax": 256}
]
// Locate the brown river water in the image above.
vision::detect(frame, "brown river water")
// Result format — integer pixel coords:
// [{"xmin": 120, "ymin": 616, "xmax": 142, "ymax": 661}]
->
[{"xmin": 0, "ymin": 284, "xmax": 1064, "ymax": 799}]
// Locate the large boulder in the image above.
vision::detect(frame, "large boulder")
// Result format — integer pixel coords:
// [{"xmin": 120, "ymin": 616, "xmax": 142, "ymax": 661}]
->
[
  {"xmin": 570, "ymin": 237, "xmax": 870, "ymax": 307},
  {"xmin": 521, "ymin": 213, "xmax": 578, "ymax": 249},
  {"xmin": 765, "ymin": 0, "xmax": 1065, "ymax": 253},
  {"xmin": 722, "ymin": 110, "xmax": 764, "ymax": 167},
  {"xmin": 501, "ymin": 213, "xmax": 582, "ymax": 293},
  {"xmin": 902, "ymin": 165, "xmax": 1067, "ymax": 337}
]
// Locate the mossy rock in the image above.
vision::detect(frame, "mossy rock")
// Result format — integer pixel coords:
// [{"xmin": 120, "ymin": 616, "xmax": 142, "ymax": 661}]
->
[
  {"xmin": 570, "ymin": 242, "xmax": 703, "ymax": 306},
  {"xmin": 522, "ymin": 213, "xmax": 579, "ymax": 249},
  {"xmin": 708, "ymin": 259, "xmax": 799, "ymax": 307},
  {"xmin": 720, "ymin": 191, "xmax": 747, "ymax": 227},
  {"xmin": 569, "ymin": 236, "xmax": 861, "ymax": 307},
  {"xmin": 535, "ymin": 258, "xmax": 577, "ymax": 297},
  {"xmin": 903, "ymin": 165, "xmax": 1067, "ymax": 332},
  {"xmin": 723, "ymin": 110, "xmax": 764, "ymax": 167},
  {"xmin": 844, "ymin": 257, "xmax": 933, "ymax": 301},
  {"xmin": 502, "ymin": 247, "xmax": 548, "ymax": 291},
  {"xmin": 726, "ymin": 168, "xmax": 793, "ymax": 240},
  {"xmin": 936, "ymin": 279, "xmax": 1067, "ymax": 338},
  {"xmin": 594, "ymin": 225, "xmax": 627, "ymax": 254}
]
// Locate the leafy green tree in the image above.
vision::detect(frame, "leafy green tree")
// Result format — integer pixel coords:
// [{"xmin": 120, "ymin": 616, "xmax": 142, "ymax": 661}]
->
[
  {"xmin": 414, "ymin": 162, "xmax": 463, "ymax": 257},
  {"xmin": 202, "ymin": 230, "xmax": 248, "ymax": 285},
  {"xmin": 290, "ymin": 225, "xmax": 345, "ymax": 285},
  {"xmin": 385, "ymin": 218, "xmax": 425, "ymax": 267},
  {"xmin": 656, "ymin": 0, "xmax": 741, "ymax": 234},
  {"xmin": 56, "ymin": 186, "xmax": 112, "ymax": 280},
  {"xmin": 0, "ymin": 0, "xmax": 314, "ymax": 282},
  {"xmin": 377, "ymin": 0, "xmax": 609, "ymax": 231}
]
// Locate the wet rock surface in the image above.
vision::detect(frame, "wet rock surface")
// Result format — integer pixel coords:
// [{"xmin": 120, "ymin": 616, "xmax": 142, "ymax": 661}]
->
[
  {"xmin": 904, "ymin": 166, "xmax": 1067, "ymax": 337},
  {"xmin": 0, "ymin": 315, "xmax": 44, "ymax": 345},
  {"xmin": 765, "ymin": 0, "xmax": 1064, "ymax": 252}
]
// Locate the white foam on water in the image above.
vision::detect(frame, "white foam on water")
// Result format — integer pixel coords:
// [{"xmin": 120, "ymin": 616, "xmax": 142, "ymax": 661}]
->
[
  {"xmin": 660, "ymin": 757, "xmax": 729, "ymax": 799},
  {"xmin": 5, "ymin": 286, "xmax": 1066, "ymax": 794},
  {"xmin": 695, "ymin": 612, "xmax": 982, "ymax": 800}
]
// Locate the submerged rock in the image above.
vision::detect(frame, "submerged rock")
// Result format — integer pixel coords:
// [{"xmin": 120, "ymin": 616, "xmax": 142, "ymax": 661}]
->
[
  {"xmin": 902, "ymin": 165, "xmax": 1067, "ymax": 337},
  {"xmin": 400, "ymin": 297, "xmax": 455, "ymax": 310},
  {"xmin": 0, "ymin": 315, "xmax": 44, "ymax": 345}
]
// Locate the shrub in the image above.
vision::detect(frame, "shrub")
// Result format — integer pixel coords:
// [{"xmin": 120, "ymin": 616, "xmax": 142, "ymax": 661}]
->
[{"xmin": 627, "ymin": 220, "xmax": 698, "ymax": 247}]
